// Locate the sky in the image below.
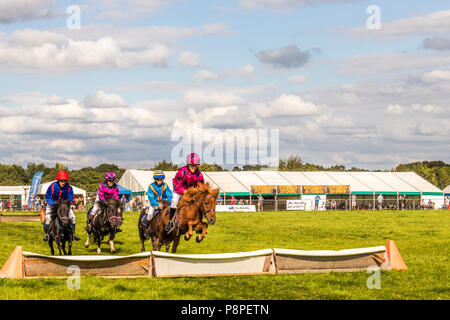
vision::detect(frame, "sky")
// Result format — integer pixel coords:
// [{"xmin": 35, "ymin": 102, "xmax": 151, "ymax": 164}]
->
[{"xmin": 0, "ymin": 0, "xmax": 449, "ymax": 170}]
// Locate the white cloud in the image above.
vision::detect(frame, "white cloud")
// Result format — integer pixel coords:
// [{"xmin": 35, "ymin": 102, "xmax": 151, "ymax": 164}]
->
[
  {"xmin": 420, "ymin": 69, "xmax": 450, "ymax": 83},
  {"xmin": 182, "ymin": 89, "xmax": 244, "ymax": 107},
  {"xmin": 0, "ymin": 0, "xmax": 56, "ymax": 23},
  {"xmin": 385, "ymin": 104, "xmax": 404, "ymax": 115},
  {"xmin": 192, "ymin": 70, "xmax": 221, "ymax": 82},
  {"xmin": 178, "ymin": 51, "xmax": 200, "ymax": 67},
  {"xmin": 411, "ymin": 104, "xmax": 442, "ymax": 113},
  {"xmin": 252, "ymin": 94, "xmax": 320, "ymax": 117},
  {"xmin": 0, "ymin": 33, "xmax": 171, "ymax": 72},
  {"xmin": 348, "ymin": 10, "xmax": 450, "ymax": 39},
  {"xmin": 92, "ymin": 0, "xmax": 179, "ymax": 19},
  {"xmin": 240, "ymin": 0, "xmax": 362, "ymax": 11},
  {"xmin": 288, "ymin": 74, "xmax": 307, "ymax": 83},
  {"xmin": 341, "ymin": 52, "xmax": 450, "ymax": 75},
  {"xmin": 0, "ymin": 23, "xmax": 232, "ymax": 73},
  {"xmin": 84, "ymin": 91, "xmax": 128, "ymax": 108}
]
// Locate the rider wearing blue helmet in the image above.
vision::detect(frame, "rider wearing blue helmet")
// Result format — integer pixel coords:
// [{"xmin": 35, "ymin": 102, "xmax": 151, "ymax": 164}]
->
[{"xmin": 144, "ymin": 170, "xmax": 173, "ymax": 237}]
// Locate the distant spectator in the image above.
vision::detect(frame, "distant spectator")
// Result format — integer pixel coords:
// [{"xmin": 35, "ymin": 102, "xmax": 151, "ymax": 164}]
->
[
  {"xmin": 377, "ymin": 194, "xmax": 383, "ymax": 210},
  {"xmin": 401, "ymin": 194, "xmax": 407, "ymax": 210},
  {"xmin": 231, "ymin": 195, "xmax": 236, "ymax": 205},
  {"xmin": 0, "ymin": 201, "xmax": 3, "ymax": 212},
  {"xmin": 257, "ymin": 193, "xmax": 264, "ymax": 212},
  {"xmin": 427, "ymin": 199, "xmax": 433, "ymax": 209},
  {"xmin": 238, "ymin": 199, "xmax": 243, "ymax": 205},
  {"xmin": 331, "ymin": 200, "xmax": 336, "ymax": 210},
  {"xmin": 121, "ymin": 195, "xmax": 127, "ymax": 207},
  {"xmin": 351, "ymin": 193, "xmax": 356, "ymax": 210},
  {"xmin": 444, "ymin": 196, "xmax": 449, "ymax": 210},
  {"xmin": 217, "ymin": 195, "xmax": 222, "ymax": 205},
  {"xmin": 314, "ymin": 195, "xmax": 320, "ymax": 211}
]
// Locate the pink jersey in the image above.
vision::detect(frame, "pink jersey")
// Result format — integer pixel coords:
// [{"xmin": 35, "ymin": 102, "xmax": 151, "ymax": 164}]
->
[
  {"xmin": 97, "ymin": 181, "xmax": 119, "ymax": 201},
  {"xmin": 172, "ymin": 166, "xmax": 204, "ymax": 194}
]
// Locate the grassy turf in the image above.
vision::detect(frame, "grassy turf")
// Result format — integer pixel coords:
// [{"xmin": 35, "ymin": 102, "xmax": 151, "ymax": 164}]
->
[{"xmin": 0, "ymin": 209, "xmax": 448, "ymax": 300}]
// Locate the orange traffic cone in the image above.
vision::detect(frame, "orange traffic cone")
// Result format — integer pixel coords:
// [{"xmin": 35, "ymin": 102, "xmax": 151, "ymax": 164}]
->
[
  {"xmin": 386, "ymin": 240, "xmax": 407, "ymax": 271},
  {"xmin": 0, "ymin": 246, "xmax": 24, "ymax": 279}
]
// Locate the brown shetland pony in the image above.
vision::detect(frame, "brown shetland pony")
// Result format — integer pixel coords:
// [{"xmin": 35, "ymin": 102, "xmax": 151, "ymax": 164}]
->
[
  {"xmin": 138, "ymin": 201, "xmax": 172, "ymax": 252},
  {"xmin": 157, "ymin": 183, "xmax": 219, "ymax": 253}
]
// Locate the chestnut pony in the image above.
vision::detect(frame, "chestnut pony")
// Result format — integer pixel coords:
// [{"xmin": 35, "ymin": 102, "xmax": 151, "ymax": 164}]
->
[{"xmin": 155, "ymin": 183, "xmax": 219, "ymax": 253}]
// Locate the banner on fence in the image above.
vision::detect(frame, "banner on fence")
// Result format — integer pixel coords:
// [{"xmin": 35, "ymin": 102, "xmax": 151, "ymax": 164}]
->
[
  {"xmin": 216, "ymin": 205, "xmax": 256, "ymax": 212},
  {"xmin": 28, "ymin": 171, "xmax": 43, "ymax": 209},
  {"xmin": 286, "ymin": 200, "xmax": 306, "ymax": 210}
]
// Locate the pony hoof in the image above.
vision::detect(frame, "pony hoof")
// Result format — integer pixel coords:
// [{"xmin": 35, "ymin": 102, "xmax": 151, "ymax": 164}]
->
[
  {"xmin": 111, "ymin": 249, "xmax": 116, "ymax": 254},
  {"xmin": 196, "ymin": 235, "xmax": 203, "ymax": 243},
  {"xmin": 184, "ymin": 234, "xmax": 191, "ymax": 241},
  {"xmin": 84, "ymin": 243, "xmax": 89, "ymax": 248},
  {"xmin": 97, "ymin": 249, "xmax": 101, "ymax": 255}
]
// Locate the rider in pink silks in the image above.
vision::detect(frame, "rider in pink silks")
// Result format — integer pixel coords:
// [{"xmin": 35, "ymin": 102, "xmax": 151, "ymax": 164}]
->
[
  {"xmin": 86, "ymin": 172, "xmax": 122, "ymax": 232},
  {"xmin": 165, "ymin": 152, "xmax": 205, "ymax": 233}
]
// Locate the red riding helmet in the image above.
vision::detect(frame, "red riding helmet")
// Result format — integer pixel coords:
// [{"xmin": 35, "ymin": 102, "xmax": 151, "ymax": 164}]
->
[
  {"xmin": 186, "ymin": 152, "xmax": 201, "ymax": 165},
  {"xmin": 56, "ymin": 171, "xmax": 69, "ymax": 181}
]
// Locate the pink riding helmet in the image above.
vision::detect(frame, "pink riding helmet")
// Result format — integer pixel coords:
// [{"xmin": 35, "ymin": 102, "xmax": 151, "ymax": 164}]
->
[
  {"xmin": 186, "ymin": 152, "xmax": 201, "ymax": 165},
  {"xmin": 105, "ymin": 172, "xmax": 116, "ymax": 181}
]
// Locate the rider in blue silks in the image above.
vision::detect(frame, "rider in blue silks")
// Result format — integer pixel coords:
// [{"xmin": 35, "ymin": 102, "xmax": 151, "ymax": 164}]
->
[{"xmin": 144, "ymin": 170, "xmax": 173, "ymax": 238}]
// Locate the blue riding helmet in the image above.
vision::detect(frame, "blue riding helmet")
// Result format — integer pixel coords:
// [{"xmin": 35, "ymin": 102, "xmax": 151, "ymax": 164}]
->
[{"xmin": 153, "ymin": 169, "xmax": 165, "ymax": 180}]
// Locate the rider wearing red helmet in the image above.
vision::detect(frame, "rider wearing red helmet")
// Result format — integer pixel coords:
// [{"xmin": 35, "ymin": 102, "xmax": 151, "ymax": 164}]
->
[
  {"xmin": 86, "ymin": 172, "xmax": 121, "ymax": 232},
  {"xmin": 42, "ymin": 171, "xmax": 80, "ymax": 241},
  {"xmin": 165, "ymin": 153, "xmax": 204, "ymax": 233}
]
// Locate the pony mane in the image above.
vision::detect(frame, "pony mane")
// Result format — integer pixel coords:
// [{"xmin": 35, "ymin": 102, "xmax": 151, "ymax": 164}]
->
[
  {"xmin": 180, "ymin": 182, "xmax": 220, "ymax": 205},
  {"xmin": 105, "ymin": 198, "xmax": 123, "ymax": 209}
]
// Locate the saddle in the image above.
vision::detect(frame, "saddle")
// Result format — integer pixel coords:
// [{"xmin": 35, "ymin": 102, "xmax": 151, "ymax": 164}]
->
[{"xmin": 140, "ymin": 208, "xmax": 161, "ymax": 226}]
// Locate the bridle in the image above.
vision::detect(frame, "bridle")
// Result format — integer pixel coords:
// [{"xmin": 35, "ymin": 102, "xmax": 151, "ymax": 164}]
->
[{"xmin": 192, "ymin": 194, "xmax": 216, "ymax": 218}]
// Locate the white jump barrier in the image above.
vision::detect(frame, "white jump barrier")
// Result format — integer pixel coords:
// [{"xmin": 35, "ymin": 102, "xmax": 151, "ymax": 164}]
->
[{"xmin": 0, "ymin": 241, "xmax": 407, "ymax": 279}]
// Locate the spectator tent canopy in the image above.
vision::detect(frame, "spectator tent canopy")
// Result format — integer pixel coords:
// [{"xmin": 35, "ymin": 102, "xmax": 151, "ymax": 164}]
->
[{"xmin": 118, "ymin": 170, "xmax": 443, "ymax": 199}]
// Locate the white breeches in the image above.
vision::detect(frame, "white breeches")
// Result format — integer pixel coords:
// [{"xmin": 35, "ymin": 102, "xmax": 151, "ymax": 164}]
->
[
  {"xmin": 45, "ymin": 205, "xmax": 75, "ymax": 225},
  {"xmin": 170, "ymin": 193, "xmax": 182, "ymax": 209},
  {"xmin": 146, "ymin": 206, "xmax": 158, "ymax": 221}
]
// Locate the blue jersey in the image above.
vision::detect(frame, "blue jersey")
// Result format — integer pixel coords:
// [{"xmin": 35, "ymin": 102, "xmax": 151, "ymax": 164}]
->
[
  {"xmin": 45, "ymin": 181, "xmax": 74, "ymax": 206},
  {"xmin": 147, "ymin": 182, "xmax": 173, "ymax": 207}
]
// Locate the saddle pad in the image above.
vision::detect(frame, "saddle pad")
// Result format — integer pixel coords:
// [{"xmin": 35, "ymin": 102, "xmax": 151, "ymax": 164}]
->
[{"xmin": 140, "ymin": 213, "xmax": 148, "ymax": 226}]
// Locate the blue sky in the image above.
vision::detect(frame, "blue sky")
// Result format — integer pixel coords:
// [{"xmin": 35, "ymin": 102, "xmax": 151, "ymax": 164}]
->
[{"xmin": 0, "ymin": 0, "xmax": 449, "ymax": 169}]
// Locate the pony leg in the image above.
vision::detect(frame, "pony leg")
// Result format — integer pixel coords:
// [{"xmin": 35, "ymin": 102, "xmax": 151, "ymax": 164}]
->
[
  {"xmin": 184, "ymin": 222, "xmax": 194, "ymax": 241},
  {"xmin": 196, "ymin": 222, "xmax": 208, "ymax": 243},
  {"xmin": 96, "ymin": 237, "xmax": 102, "ymax": 255},
  {"xmin": 56, "ymin": 239, "xmax": 62, "ymax": 256},
  {"xmin": 140, "ymin": 232, "xmax": 146, "ymax": 252},
  {"xmin": 109, "ymin": 235, "xmax": 116, "ymax": 254},
  {"xmin": 68, "ymin": 239, "xmax": 72, "ymax": 255},
  {"xmin": 84, "ymin": 233, "xmax": 90, "ymax": 248},
  {"xmin": 49, "ymin": 238, "xmax": 55, "ymax": 256},
  {"xmin": 171, "ymin": 235, "xmax": 180, "ymax": 254},
  {"xmin": 61, "ymin": 240, "xmax": 67, "ymax": 255}
]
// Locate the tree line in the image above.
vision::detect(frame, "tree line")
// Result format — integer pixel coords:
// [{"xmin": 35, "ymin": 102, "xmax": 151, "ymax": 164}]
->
[{"xmin": 0, "ymin": 157, "xmax": 448, "ymax": 193}]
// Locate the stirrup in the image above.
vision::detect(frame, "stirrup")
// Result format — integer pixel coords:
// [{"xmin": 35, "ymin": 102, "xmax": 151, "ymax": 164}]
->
[{"xmin": 165, "ymin": 220, "xmax": 175, "ymax": 233}]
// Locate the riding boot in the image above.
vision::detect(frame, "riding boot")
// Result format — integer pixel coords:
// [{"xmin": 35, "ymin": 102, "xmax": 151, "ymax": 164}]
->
[
  {"xmin": 72, "ymin": 223, "xmax": 80, "ymax": 241},
  {"xmin": 42, "ymin": 223, "xmax": 49, "ymax": 241},
  {"xmin": 164, "ymin": 208, "xmax": 177, "ymax": 233}
]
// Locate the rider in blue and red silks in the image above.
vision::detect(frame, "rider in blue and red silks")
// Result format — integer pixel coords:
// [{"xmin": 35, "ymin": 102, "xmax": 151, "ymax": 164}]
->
[
  {"xmin": 42, "ymin": 171, "xmax": 80, "ymax": 241},
  {"xmin": 165, "ymin": 152, "xmax": 204, "ymax": 233}
]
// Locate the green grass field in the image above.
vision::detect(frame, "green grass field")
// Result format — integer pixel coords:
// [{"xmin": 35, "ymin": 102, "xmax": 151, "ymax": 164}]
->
[{"xmin": 0, "ymin": 209, "xmax": 448, "ymax": 300}]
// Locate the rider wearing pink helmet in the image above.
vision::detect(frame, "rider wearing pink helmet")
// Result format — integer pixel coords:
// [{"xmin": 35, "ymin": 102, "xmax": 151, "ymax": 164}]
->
[
  {"xmin": 165, "ymin": 153, "xmax": 204, "ymax": 233},
  {"xmin": 86, "ymin": 172, "xmax": 121, "ymax": 232}
]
